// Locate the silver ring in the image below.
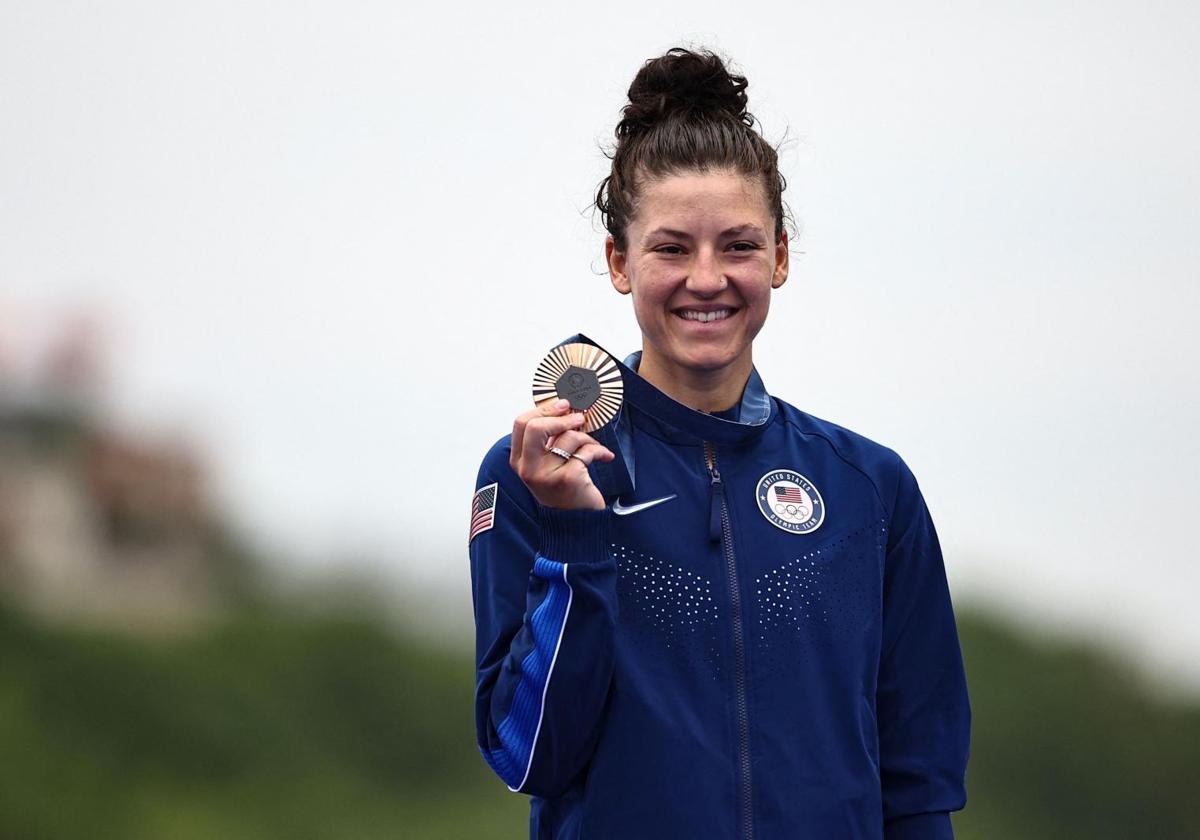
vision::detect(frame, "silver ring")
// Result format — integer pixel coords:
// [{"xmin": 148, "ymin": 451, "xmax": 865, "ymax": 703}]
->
[{"xmin": 549, "ymin": 446, "xmax": 572, "ymax": 461}]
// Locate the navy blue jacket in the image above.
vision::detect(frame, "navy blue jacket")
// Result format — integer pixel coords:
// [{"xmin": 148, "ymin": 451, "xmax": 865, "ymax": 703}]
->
[{"xmin": 469, "ymin": 335, "xmax": 970, "ymax": 839}]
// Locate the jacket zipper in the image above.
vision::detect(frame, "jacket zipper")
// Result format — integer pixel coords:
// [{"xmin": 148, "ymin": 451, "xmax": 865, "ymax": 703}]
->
[{"xmin": 705, "ymin": 440, "xmax": 754, "ymax": 840}]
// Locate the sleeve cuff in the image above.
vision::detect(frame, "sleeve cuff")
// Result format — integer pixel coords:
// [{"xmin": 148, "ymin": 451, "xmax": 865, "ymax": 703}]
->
[
  {"xmin": 885, "ymin": 812, "xmax": 954, "ymax": 840},
  {"xmin": 537, "ymin": 506, "xmax": 611, "ymax": 565}
]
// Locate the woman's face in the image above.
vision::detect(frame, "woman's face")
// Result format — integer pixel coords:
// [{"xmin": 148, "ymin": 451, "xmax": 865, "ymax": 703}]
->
[{"xmin": 605, "ymin": 168, "xmax": 789, "ymax": 384}]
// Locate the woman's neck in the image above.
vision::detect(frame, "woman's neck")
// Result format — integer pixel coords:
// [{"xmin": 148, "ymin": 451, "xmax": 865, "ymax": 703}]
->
[{"xmin": 635, "ymin": 347, "xmax": 752, "ymax": 414}]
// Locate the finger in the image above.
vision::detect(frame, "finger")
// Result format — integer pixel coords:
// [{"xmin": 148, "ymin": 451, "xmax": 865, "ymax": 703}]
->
[
  {"xmin": 512, "ymin": 399, "xmax": 572, "ymax": 467},
  {"xmin": 564, "ymin": 442, "xmax": 616, "ymax": 466},
  {"xmin": 545, "ymin": 429, "xmax": 614, "ymax": 461},
  {"xmin": 541, "ymin": 398, "xmax": 572, "ymax": 415},
  {"xmin": 517, "ymin": 413, "xmax": 584, "ymax": 481},
  {"xmin": 523, "ymin": 412, "xmax": 585, "ymax": 459}
]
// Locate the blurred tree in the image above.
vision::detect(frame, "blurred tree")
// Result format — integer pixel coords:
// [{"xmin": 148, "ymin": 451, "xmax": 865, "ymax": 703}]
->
[{"xmin": 0, "ymin": 600, "xmax": 1196, "ymax": 839}]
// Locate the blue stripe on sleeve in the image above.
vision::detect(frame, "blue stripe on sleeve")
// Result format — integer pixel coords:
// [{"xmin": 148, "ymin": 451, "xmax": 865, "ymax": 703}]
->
[{"xmin": 484, "ymin": 555, "xmax": 573, "ymax": 791}]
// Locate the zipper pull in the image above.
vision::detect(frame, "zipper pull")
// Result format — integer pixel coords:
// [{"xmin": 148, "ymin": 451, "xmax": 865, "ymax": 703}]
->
[
  {"xmin": 709, "ymin": 474, "xmax": 725, "ymax": 543},
  {"xmin": 708, "ymin": 458, "xmax": 723, "ymax": 543}
]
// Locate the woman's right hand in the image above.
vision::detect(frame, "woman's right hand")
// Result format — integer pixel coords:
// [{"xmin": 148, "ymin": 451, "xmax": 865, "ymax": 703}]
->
[{"xmin": 511, "ymin": 398, "xmax": 616, "ymax": 511}]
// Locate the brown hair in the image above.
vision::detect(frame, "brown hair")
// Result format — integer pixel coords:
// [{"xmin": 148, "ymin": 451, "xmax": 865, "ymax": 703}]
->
[{"xmin": 595, "ymin": 47, "xmax": 790, "ymax": 252}]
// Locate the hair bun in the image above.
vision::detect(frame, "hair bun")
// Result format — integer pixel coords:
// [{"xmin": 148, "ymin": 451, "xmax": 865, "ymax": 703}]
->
[{"xmin": 618, "ymin": 47, "xmax": 751, "ymax": 137}]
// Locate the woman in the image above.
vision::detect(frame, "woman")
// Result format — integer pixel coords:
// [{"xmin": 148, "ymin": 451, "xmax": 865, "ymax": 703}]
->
[{"xmin": 468, "ymin": 47, "xmax": 970, "ymax": 839}]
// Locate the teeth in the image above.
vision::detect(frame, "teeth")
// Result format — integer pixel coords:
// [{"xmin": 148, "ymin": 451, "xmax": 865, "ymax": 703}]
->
[{"xmin": 678, "ymin": 309, "xmax": 733, "ymax": 323}]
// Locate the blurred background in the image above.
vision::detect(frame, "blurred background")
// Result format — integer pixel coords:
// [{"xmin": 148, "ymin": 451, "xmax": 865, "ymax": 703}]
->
[{"xmin": 2, "ymin": 2, "xmax": 1198, "ymax": 838}]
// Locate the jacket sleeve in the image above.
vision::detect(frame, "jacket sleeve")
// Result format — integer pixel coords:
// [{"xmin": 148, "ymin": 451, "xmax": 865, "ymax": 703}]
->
[
  {"xmin": 878, "ymin": 455, "xmax": 971, "ymax": 840},
  {"xmin": 468, "ymin": 436, "xmax": 618, "ymax": 798}
]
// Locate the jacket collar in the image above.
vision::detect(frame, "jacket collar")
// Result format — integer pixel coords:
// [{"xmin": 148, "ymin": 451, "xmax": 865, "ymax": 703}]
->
[
  {"xmin": 620, "ymin": 350, "xmax": 773, "ymax": 431},
  {"xmin": 556, "ymin": 334, "xmax": 777, "ymax": 499}
]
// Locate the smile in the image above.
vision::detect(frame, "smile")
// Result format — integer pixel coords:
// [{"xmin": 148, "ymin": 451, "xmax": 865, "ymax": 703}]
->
[{"xmin": 675, "ymin": 308, "xmax": 737, "ymax": 323}]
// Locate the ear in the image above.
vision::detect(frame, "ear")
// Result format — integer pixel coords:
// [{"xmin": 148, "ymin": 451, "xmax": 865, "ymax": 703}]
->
[
  {"xmin": 606, "ymin": 236, "xmax": 631, "ymax": 295},
  {"xmin": 771, "ymin": 229, "xmax": 789, "ymax": 289}
]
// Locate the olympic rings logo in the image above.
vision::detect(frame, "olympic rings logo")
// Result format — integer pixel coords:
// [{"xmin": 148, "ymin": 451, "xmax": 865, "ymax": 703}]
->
[{"xmin": 774, "ymin": 503, "xmax": 811, "ymax": 520}]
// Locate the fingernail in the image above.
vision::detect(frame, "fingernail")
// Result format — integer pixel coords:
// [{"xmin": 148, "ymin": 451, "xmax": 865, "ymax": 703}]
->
[{"xmin": 555, "ymin": 399, "xmax": 570, "ymax": 410}]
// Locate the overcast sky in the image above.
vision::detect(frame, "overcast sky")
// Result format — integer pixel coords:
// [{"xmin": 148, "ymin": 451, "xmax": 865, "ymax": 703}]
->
[{"xmin": 2, "ymin": 2, "xmax": 1197, "ymax": 690}]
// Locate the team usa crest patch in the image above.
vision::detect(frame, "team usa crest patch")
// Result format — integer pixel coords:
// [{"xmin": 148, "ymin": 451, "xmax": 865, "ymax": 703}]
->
[
  {"xmin": 470, "ymin": 483, "xmax": 498, "ymax": 543},
  {"xmin": 756, "ymin": 469, "xmax": 825, "ymax": 534}
]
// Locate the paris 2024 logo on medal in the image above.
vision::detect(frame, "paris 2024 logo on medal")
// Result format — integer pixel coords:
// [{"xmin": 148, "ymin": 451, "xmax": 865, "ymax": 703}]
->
[{"xmin": 756, "ymin": 469, "xmax": 825, "ymax": 534}]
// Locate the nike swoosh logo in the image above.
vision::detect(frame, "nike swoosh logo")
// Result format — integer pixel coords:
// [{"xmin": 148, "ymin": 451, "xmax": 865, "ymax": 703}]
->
[{"xmin": 612, "ymin": 494, "xmax": 677, "ymax": 516}]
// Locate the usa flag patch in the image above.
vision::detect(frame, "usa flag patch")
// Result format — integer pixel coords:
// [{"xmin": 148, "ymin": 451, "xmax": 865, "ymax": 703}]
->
[{"xmin": 470, "ymin": 483, "xmax": 498, "ymax": 543}]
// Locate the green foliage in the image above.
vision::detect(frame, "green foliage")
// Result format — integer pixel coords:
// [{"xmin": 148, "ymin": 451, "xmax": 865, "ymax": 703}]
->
[
  {"xmin": 955, "ymin": 616, "xmax": 1200, "ymax": 840},
  {"xmin": 0, "ymin": 605, "xmax": 525, "ymax": 840},
  {"xmin": 0, "ymin": 603, "xmax": 1196, "ymax": 839}
]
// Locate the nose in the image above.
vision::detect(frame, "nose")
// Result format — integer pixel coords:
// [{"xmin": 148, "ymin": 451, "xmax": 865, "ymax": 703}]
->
[{"xmin": 685, "ymin": 247, "xmax": 726, "ymax": 297}]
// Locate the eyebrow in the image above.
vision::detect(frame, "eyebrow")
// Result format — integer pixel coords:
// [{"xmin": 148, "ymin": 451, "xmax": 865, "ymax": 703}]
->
[{"xmin": 642, "ymin": 224, "xmax": 767, "ymax": 244}]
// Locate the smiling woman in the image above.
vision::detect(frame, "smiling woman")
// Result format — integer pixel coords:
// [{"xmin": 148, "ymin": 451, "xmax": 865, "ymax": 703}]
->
[
  {"xmin": 468, "ymin": 47, "xmax": 971, "ymax": 840},
  {"xmin": 605, "ymin": 170, "xmax": 788, "ymax": 412}
]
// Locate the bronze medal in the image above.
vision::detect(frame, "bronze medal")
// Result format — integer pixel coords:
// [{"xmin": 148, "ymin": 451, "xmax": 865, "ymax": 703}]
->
[{"xmin": 531, "ymin": 342, "xmax": 624, "ymax": 433}]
